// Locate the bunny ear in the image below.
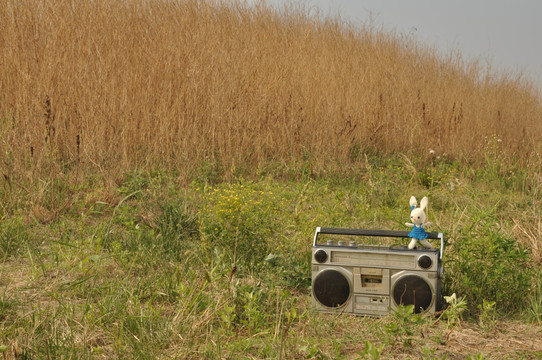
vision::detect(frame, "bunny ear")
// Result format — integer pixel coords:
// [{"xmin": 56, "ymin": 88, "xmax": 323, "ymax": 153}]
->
[
  {"xmin": 409, "ymin": 196, "xmax": 417, "ymax": 209},
  {"xmin": 420, "ymin": 196, "xmax": 429, "ymax": 211}
]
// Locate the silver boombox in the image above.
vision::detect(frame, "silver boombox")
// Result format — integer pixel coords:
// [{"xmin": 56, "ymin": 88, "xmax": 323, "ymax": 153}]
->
[{"xmin": 311, "ymin": 227, "xmax": 444, "ymax": 316}]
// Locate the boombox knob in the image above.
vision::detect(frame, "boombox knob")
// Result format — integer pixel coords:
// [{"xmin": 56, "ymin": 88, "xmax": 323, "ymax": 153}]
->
[
  {"xmin": 314, "ymin": 249, "xmax": 328, "ymax": 263},
  {"xmin": 417, "ymin": 255, "xmax": 433, "ymax": 269}
]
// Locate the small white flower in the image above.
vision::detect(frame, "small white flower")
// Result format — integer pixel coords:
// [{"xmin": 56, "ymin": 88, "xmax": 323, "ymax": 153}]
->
[
  {"xmin": 444, "ymin": 293, "xmax": 457, "ymax": 303},
  {"xmin": 429, "ymin": 149, "xmax": 435, "ymax": 155}
]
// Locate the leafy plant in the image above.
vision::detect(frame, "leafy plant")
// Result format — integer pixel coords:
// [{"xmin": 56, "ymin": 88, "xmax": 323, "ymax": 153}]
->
[
  {"xmin": 441, "ymin": 293, "xmax": 467, "ymax": 329},
  {"xmin": 264, "ymin": 252, "xmax": 311, "ymax": 289},
  {"xmin": 199, "ymin": 182, "xmax": 285, "ymax": 267},
  {"xmin": 478, "ymin": 300, "xmax": 497, "ymax": 332},
  {"xmin": 445, "ymin": 211, "xmax": 532, "ymax": 314},
  {"xmin": 118, "ymin": 171, "xmax": 149, "ymax": 198},
  {"xmin": 239, "ymin": 286, "xmax": 268, "ymax": 331},
  {"xmin": 358, "ymin": 340, "xmax": 385, "ymax": 360},
  {"xmin": 419, "ymin": 344, "xmax": 448, "ymax": 360},
  {"xmin": 383, "ymin": 305, "xmax": 427, "ymax": 347}
]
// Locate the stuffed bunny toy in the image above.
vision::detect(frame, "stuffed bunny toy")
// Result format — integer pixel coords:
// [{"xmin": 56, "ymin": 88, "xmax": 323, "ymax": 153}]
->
[{"xmin": 405, "ymin": 196, "xmax": 433, "ymax": 249}]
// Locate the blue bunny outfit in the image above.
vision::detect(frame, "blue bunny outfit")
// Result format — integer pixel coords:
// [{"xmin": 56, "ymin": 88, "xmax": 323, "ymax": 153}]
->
[{"xmin": 408, "ymin": 225, "xmax": 428, "ymax": 240}]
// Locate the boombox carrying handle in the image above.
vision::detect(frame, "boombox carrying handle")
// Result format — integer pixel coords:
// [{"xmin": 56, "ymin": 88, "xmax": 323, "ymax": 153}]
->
[{"xmin": 313, "ymin": 227, "xmax": 445, "ymax": 259}]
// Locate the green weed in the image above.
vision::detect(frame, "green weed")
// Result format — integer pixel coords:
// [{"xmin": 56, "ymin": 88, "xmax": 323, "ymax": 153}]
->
[
  {"xmin": 445, "ymin": 210, "xmax": 533, "ymax": 314},
  {"xmin": 441, "ymin": 293, "xmax": 467, "ymax": 329},
  {"xmin": 199, "ymin": 181, "xmax": 285, "ymax": 268},
  {"xmin": 383, "ymin": 305, "xmax": 427, "ymax": 347},
  {"xmin": 118, "ymin": 171, "xmax": 149, "ymax": 198},
  {"xmin": 478, "ymin": 299, "xmax": 497, "ymax": 333},
  {"xmin": 526, "ymin": 269, "xmax": 542, "ymax": 323},
  {"xmin": 155, "ymin": 200, "xmax": 199, "ymax": 258},
  {"xmin": 358, "ymin": 340, "xmax": 385, "ymax": 360},
  {"xmin": 0, "ymin": 217, "xmax": 30, "ymax": 259}
]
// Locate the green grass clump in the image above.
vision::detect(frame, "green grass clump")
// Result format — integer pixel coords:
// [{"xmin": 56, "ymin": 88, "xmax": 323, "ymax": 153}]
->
[
  {"xmin": 0, "ymin": 217, "xmax": 30, "ymax": 259},
  {"xmin": 199, "ymin": 181, "xmax": 286, "ymax": 268},
  {"xmin": 445, "ymin": 210, "xmax": 532, "ymax": 314}
]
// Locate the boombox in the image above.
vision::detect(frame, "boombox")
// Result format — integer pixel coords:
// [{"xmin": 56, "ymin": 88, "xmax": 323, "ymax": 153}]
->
[{"xmin": 311, "ymin": 227, "xmax": 444, "ymax": 316}]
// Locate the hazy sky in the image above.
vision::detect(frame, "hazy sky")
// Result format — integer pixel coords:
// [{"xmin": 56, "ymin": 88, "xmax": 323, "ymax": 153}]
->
[{"xmin": 261, "ymin": 0, "xmax": 542, "ymax": 88}]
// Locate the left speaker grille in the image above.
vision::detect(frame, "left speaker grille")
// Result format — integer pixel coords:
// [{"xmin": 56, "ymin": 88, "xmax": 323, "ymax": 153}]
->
[{"xmin": 313, "ymin": 269, "xmax": 351, "ymax": 308}]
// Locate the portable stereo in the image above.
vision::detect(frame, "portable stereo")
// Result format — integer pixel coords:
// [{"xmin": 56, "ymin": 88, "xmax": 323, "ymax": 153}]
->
[{"xmin": 311, "ymin": 227, "xmax": 444, "ymax": 316}]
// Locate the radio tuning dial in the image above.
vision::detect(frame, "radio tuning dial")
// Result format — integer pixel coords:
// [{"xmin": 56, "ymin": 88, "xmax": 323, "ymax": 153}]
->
[
  {"xmin": 417, "ymin": 255, "xmax": 433, "ymax": 269},
  {"xmin": 314, "ymin": 249, "xmax": 328, "ymax": 263}
]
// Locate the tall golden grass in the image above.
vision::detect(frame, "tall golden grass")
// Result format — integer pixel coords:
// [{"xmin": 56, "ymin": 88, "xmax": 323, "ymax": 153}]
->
[{"xmin": 1, "ymin": 0, "xmax": 541, "ymax": 181}]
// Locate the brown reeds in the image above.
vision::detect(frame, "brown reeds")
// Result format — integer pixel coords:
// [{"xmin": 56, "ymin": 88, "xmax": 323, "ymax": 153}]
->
[{"xmin": 1, "ymin": 0, "xmax": 541, "ymax": 181}]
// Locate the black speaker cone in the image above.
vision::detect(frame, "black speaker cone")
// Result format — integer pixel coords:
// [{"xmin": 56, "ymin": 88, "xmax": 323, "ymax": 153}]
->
[
  {"xmin": 392, "ymin": 275, "xmax": 432, "ymax": 313},
  {"xmin": 313, "ymin": 269, "xmax": 351, "ymax": 308}
]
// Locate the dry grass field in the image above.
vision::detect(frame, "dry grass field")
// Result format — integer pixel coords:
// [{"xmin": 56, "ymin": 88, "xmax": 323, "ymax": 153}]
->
[{"xmin": 1, "ymin": 0, "xmax": 541, "ymax": 183}]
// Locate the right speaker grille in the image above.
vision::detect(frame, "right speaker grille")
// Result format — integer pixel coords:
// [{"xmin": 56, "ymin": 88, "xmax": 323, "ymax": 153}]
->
[{"xmin": 392, "ymin": 275, "xmax": 432, "ymax": 313}]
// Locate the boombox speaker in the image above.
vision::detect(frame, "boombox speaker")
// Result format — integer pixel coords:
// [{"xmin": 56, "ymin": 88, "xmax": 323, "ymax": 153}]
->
[{"xmin": 311, "ymin": 227, "xmax": 444, "ymax": 316}]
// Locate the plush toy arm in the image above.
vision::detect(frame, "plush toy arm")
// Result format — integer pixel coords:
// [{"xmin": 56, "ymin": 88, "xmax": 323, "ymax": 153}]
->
[
  {"xmin": 405, "ymin": 222, "xmax": 414, "ymax": 227},
  {"xmin": 424, "ymin": 221, "xmax": 432, "ymax": 227}
]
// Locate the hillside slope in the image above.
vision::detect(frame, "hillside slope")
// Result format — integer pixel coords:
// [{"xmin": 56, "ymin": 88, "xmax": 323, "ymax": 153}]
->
[{"xmin": 1, "ymin": 0, "xmax": 541, "ymax": 181}]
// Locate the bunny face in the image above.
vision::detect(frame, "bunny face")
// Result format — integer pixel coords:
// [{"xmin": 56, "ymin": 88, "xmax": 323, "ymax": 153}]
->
[{"xmin": 410, "ymin": 208, "xmax": 426, "ymax": 226}]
